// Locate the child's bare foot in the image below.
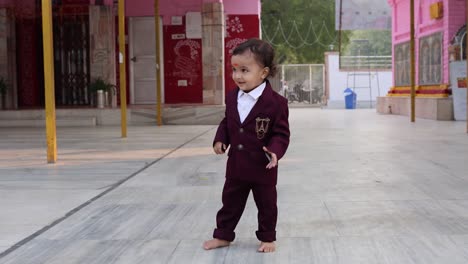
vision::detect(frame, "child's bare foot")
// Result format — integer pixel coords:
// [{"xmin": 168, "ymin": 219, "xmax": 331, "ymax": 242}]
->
[
  {"xmin": 258, "ymin": 241, "xmax": 276, "ymax": 253},
  {"xmin": 203, "ymin": 238, "xmax": 230, "ymax": 250}
]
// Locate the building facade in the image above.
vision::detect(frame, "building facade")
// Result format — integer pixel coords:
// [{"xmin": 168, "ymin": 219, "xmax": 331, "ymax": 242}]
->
[
  {"xmin": 0, "ymin": 0, "xmax": 261, "ymax": 111},
  {"xmin": 377, "ymin": 0, "xmax": 466, "ymax": 120}
]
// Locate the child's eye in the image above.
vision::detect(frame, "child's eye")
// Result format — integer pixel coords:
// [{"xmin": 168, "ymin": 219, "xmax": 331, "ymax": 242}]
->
[{"xmin": 242, "ymin": 69, "xmax": 248, "ymax": 73}]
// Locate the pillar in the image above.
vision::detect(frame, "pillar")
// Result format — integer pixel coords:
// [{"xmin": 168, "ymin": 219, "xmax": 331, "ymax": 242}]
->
[
  {"xmin": 89, "ymin": 5, "xmax": 116, "ymax": 107},
  {"xmin": 89, "ymin": 5, "xmax": 116, "ymax": 85},
  {"xmin": 202, "ymin": 2, "xmax": 225, "ymax": 105}
]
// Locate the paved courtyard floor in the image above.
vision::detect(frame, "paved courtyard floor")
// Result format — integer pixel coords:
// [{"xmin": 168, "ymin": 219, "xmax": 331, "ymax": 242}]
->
[{"xmin": 0, "ymin": 109, "xmax": 467, "ymax": 263}]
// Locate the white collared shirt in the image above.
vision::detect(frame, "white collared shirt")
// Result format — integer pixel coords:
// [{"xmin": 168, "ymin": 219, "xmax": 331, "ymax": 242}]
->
[{"xmin": 237, "ymin": 82, "xmax": 266, "ymax": 123}]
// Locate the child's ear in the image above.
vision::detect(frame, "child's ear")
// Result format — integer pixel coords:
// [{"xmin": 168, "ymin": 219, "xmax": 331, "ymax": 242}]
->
[{"xmin": 262, "ymin": 67, "xmax": 270, "ymax": 78}]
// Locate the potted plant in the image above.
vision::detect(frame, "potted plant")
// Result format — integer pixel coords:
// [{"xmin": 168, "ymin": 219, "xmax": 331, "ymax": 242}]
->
[
  {"xmin": 0, "ymin": 77, "xmax": 7, "ymax": 110},
  {"xmin": 89, "ymin": 77, "xmax": 115, "ymax": 108}
]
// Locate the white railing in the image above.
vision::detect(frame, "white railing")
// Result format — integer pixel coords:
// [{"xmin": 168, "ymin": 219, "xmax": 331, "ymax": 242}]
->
[
  {"xmin": 340, "ymin": 55, "xmax": 392, "ymax": 70},
  {"xmin": 269, "ymin": 64, "xmax": 325, "ymax": 105}
]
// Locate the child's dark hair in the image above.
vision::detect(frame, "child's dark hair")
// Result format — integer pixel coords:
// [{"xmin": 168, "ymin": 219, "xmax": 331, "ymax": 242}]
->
[{"xmin": 232, "ymin": 38, "xmax": 277, "ymax": 78}]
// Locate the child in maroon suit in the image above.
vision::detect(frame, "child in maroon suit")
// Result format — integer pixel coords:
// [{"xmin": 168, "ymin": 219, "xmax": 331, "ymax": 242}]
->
[{"xmin": 203, "ymin": 38, "xmax": 290, "ymax": 253}]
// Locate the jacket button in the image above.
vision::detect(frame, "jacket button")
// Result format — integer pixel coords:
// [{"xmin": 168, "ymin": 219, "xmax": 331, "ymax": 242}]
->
[
  {"xmin": 237, "ymin": 144, "xmax": 244, "ymax": 150},
  {"xmin": 239, "ymin": 128, "xmax": 244, "ymax": 133}
]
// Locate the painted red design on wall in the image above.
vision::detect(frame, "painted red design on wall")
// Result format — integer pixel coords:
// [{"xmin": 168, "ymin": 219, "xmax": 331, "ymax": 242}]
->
[
  {"xmin": 173, "ymin": 40, "xmax": 201, "ymax": 85},
  {"xmin": 224, "ymin": 15, "xmax": 260, "ymax": 94},
  {"xmin": 163, "ymin": 19, "xmax": 203, "ymax": 104}
]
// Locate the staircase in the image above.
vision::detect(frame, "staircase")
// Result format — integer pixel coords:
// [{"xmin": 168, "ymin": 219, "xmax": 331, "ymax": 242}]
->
[
  {"xmin": 0, "ymin": 109, "xmax": 102, "ymax": 127},
  {"xmin": 0, "ymin": 105, "xmax": 225, "ymax": 127}
]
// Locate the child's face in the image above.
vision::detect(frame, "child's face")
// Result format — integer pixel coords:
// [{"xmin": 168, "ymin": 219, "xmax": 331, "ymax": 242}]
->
[{"xmin": 231, "ymin": 51, "xmax": 269, "ymax": 92}]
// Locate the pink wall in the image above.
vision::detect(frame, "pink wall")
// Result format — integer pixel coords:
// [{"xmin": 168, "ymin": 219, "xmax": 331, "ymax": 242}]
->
[
  {"xmin": 389, "ymin": 0, "xmax": 466, "ymax": 86},
  {"xmin": 0, "ymin": 0, "xmax": 259, "ymax": 14},
  {"xmin": 1, "ymin": 0, "xmax": 114, "ymax": 8},
  {"xmin": 224, "ymin": 0, "xmax": 260, "ymax": 15},
  {"xmin": 126, "ymin": 0, "xmax": 260, "ymax": 23},
  {"xmin": 126, "ymin": 0, "xmax": 201, "ymax": 23}
]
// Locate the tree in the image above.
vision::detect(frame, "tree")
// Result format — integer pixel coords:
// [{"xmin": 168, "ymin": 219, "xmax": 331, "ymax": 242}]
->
[
  {"xmin": 342, "ymin": 30, "xmax": 392, "ymax": 56},
  {"xmin": 261, "ymin": 0, "xmax": 348, "ymax": 64},
  {"xmin": 261, "ymin": 0, "xmax": 391, "ymax": 64}
]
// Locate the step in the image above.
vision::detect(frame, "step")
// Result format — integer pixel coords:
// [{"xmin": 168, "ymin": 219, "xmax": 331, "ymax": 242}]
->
[
  {"xmin": 376, "ymin": 97, "xmax": 454, "ymax": 120},
  {"xmin": 0, "ymin": 117, "xmax": 97, "ymax": 127}
]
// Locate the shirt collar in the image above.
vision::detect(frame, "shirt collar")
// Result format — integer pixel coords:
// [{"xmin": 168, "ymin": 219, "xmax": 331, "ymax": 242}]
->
[{"xmin": 238, "ymin": 81, "xmax": 267, "ymax": 100}]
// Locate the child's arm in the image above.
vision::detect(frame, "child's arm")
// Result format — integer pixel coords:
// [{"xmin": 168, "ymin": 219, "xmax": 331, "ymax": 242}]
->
[
  {"xmin": 213, "ymin": 104, "xmax": 230, "ymax": 153},
  {"xmin": 265, "ymin": 101, "xmax": 290, "ymax": 160}
]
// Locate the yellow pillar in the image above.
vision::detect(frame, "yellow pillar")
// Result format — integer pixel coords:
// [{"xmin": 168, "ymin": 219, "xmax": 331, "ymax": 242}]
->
[
  {"xmin": 155, "ymin": 0, "xmax": 162, "ymax": 126},
  {"xmin": 42, "ymin": 0, "xmax": 57, "ymax": 163},
  {"xmin": 410, "ymin": 0, "xmax": 416, "ymax": 123},
  {"xmin": 119, "ymin": 0, "xmax": 127, "ymax": 137}
]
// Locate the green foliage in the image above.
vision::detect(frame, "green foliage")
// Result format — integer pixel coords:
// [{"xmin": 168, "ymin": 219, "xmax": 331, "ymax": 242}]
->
[
  {"xmin": 0, "ymin": 77, "xmax": 7, "ymax": 96},
  {"xmin": 342, "ymin": 30, "xmax": 392, "ymax": 56},
  {"xmin": 89, "ymin": 77, "xmax": 115, "ymax": 93},
  {"xmin": 261, "ymin": 0, "xmax": 345, "ymax": 64},
  {"xmin": 261, "ymin": 0, "xmax": 390, "ymax": 64}
]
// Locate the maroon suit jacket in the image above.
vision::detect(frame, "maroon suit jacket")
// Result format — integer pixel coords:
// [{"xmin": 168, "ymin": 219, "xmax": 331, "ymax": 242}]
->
[{"xmin": 214, "ymin": 81, "xmax": 290, "ymax": 185}]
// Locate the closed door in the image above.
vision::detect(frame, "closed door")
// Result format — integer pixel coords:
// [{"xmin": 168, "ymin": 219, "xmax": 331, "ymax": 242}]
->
[{"xmin": 129, "ymin": 17, "xmax": 163, "ymax": 104}]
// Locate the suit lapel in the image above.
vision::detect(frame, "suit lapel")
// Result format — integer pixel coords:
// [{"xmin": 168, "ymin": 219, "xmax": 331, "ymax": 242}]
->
[
  {"xmin": 229, "ymin": 88, "xmax": 241, "ymax": 125},
  {"xmin": 242, "ymin": 82, "xmax": 273, "ymax": 125}
]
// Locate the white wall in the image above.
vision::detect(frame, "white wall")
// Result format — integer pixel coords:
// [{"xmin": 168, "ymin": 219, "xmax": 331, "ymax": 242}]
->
[{"xmin": 326, "ymin": 53, "xmax": 392, "ymax": 108}]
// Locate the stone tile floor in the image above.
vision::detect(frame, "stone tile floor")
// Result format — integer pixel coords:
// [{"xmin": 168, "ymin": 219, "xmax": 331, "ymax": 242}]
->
[{"xmin": 0, "ymin": 109, "xmax": 467, "ymax": 263}]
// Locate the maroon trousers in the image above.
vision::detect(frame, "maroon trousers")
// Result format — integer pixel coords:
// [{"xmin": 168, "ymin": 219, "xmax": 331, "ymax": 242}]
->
[{"xmin": 213, "ymin": 178, "xmax": 277, "ymax": 242}]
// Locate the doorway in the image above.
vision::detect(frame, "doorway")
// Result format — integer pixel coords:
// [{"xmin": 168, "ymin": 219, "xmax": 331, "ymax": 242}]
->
[
  {"xmin": 53, "ymin": 4, "xmax": 91, "ymax": 106},
  {"xmin": 129, "ymin": 17, "xmax": 164, "ymax": 105}
]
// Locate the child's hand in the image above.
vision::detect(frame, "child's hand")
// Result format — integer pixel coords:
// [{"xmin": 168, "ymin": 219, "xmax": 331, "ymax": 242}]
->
[
  {"xmin": 263, "ymin": 146, "xmax": 278, "ymax": 169},
  {"xmin": 214, "ymin": 142, "xmax": 227, "ymax": 154}
]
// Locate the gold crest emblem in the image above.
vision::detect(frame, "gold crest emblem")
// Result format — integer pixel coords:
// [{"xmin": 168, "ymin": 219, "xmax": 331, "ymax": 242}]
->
[{"xmin": 255, "ymin": 117, "xmax": 270, "ymax": 139}]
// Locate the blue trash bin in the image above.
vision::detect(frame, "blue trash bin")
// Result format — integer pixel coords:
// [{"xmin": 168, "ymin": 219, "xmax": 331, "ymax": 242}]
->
[{"xmin": 343, "ymin": 88, "xmax": 357, "ymax": 109}]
